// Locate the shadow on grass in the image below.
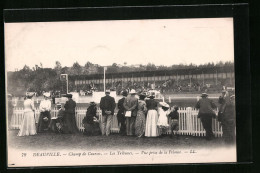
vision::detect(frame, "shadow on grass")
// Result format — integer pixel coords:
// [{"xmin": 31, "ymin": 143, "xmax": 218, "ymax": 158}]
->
[{"xmin": 7, "ymin": 130, "xmax": 233, "ymax": 151}]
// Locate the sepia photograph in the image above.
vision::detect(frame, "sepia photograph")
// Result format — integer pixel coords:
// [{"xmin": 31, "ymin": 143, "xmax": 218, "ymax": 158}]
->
[{"xmin": 5, "ymin": 17, "xmax": 236, "ymax": 167}]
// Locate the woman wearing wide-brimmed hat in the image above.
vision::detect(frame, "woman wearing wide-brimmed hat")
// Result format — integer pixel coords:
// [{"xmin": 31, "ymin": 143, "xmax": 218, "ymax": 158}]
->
[
  {"xmin": 134, "ymin": 92, "xmax": 147, "ymax": 137},
  {"xmin": 37, "ymin": 92, "xmax": 52, "ymax": 133},
  {"xmin": 145, "ymin": 92, "xmax": 159, "ymax": 137},
  {"xmin": 18, "ymin": 93, "xmax": 37, "ymax": 136}
]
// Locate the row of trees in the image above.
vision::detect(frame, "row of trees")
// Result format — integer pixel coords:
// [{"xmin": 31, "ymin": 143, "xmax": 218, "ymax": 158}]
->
[
  {"xmin": 57, "ymin": 61, "xmax": 234, "ymax": 75},
  {"xmin": 7, "ymin": 61, "xmax": 234, "ymax": 96}
]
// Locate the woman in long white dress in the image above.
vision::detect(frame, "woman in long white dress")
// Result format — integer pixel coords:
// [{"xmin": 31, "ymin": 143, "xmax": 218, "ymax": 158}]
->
[
  {"xmin": 145, "ymin": 94, "xmax": 159, "ymax": 137},
  {"xmin": 18, "ymin": 94, "xmax": 37, "ymax": 136}
]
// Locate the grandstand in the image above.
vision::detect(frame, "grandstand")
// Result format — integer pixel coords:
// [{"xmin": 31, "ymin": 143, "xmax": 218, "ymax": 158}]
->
[{"xmin": 69, "ymin": 66, "xmax": 234, "ymax": 94}]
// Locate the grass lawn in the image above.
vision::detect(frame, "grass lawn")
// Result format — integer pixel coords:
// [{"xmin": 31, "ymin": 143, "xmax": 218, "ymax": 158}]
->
[{"xmin": 8, "ymin": 130, "xmax": 230, "ymax": 151}]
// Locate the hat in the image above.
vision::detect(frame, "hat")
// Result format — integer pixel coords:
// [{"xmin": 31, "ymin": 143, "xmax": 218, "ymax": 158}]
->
[
  {"xmin": 139, "ymin": 92, "xmax": 146, "ymax": 96},
  {"xmin": 43, "ymin": 93, "xmax": 50, "ymax": 97},
  {"xmin": 129, "ymin": 89, "xmax": 136, "ymax": 94},
  {"xmin": 43, "ymin": 117, "xmax": 49, "ymax": 122},
  {"xmin": 148, "ymin": 92, "xmax": 155, "ymax": 98},
  {"xmin": 122, "ymin": 90, "xmax": 128, "ymax": 97},
  {"xmin": 159, "ymin": 102, "xmax": 169, "ymax": 108},
  {"xmin": 56, "ymin": 104, "xmax": 62, "ymax": 109},
  {"xmin": 173, "ymin": 105, "xmax": 179, "ymax": 110},
  {"xmin": 66, "ymin": 94, "xmax": 73, "ymax": 98},
  {"xmin": 26, "ymin": 92, "xmax": 34, "ymax": 98},
  {"xmin": 201, "ymin": 93, "xmax": 208, "ymax": 97},
  {"xmin": 90, "ymin": 101, "xmax": 96, "ymax": 106},
  {"xmin": 105, "ymin": 89, "xmax": 110, "ymax": 93}
]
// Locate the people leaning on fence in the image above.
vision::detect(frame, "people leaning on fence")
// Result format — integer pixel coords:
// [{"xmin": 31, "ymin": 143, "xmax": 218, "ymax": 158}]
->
[
  {"xmin": 63, "ymin": 94, "xmax": 79, "ymax": 134},
  {"xmin": 123, "ymin": 89, "xmax": 138, "ymax": 136},
  {"xmin": 18, "ymin": 93, "xmax": 37, "ymax": 136},
  {"xmin": 82, "ymin": 101, "xmax": 101, "ymax": 136},
  {"xmin": 134, "ymin": 93, "xmax": 147, "ymax": 138},
  {"xmin": 195, "ymin": 93, "xmax": 217, "ymax": 140},
  {"xmin": 117, "ymin": 90, "xmax": 128, "ymax": 136},
  {"xmin": 37, "ymin": 93, "xmax": 52, "ymax": 133},
  {"xmin": 168, "ymin": 106, "xmax": 179, "ymax": 138},
  {"xmin": 145, "ymin": 93, "xmax": 159, "ymax": 137},
  {"xmin": 100, "ymin": 89, "xmax": 116, "ymax": 136}
]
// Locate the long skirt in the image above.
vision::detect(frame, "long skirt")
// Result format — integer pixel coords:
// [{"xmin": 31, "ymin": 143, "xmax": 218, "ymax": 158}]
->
[
  {"xmin": 48, "ymin": 117, "xmax": 64, "ymax": 133},
  {"xmin": 18, "ymin": 111, "xmax": 37, "ymax": 136},
  {"xmin": 63, "ymin": 112, "xmax": 79, "ymax": 134},
  {"xmin": 145, "ymin": 110, "xmax": 159, "ymax": 137},
  {"xmin": 37, "ymin": 111, "xmax": 51, "ymax": 133},
  {"xmin": 135, "ymin": 111, "xmax": 146, "ymax": 137},
  {"xmin": 84, "ymin": 122, "xmax": 101, "ymax": 136}
]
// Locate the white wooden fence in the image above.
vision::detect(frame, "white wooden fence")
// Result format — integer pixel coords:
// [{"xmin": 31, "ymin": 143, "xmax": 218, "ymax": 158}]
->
[{"xmin": 10, "ymin": 107, "xmax": 222, "ymax": 137}]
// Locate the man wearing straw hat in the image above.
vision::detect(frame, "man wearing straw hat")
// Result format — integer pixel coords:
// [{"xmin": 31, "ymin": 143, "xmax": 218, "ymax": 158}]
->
[
  {"xmin": 100, "ymin": 89, "xmax": 116, "ymax": 136},
  {"xmin": 195, "ymin": 93, "xmax": 217, "ymax": 140},
  {"xmin": 123, "ymin": 89, "xmax": 138, "ymax": 136}
]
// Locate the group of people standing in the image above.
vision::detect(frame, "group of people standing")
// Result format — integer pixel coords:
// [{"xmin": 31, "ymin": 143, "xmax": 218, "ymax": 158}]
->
[
  {"xmin": 17, "ymin": 88, "xmax": 235, "ymax": 144},
  {"xmin": 98, "ymin": 89, "xmax": 179, "ymax": 138},
  {"xmin": 18, "ymin": 93, "xmax": 79, "ymax": 136}
]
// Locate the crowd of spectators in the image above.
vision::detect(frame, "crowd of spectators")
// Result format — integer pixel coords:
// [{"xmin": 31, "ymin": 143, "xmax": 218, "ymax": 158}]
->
[{"xmin": 74, "ymin": 78, "xmax": 233, "ymax": 96}]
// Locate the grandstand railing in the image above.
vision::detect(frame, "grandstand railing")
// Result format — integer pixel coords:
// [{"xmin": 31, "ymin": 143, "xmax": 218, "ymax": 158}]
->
[{"xmin": 9, "ymin": 107, "xmax": 222, "ymax": 137}]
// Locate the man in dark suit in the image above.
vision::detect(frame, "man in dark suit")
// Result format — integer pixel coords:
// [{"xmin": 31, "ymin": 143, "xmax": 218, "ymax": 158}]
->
[
  {"xmin": 117, "ymin": 90, "xmax": 128, "ymax": 135},
  {"xmin": 195, "ymin": 93, "xmax": 217, "ymax": 140},
  {"xmin": 100, "ymin": 90, "xmax": 116, "ymax": 136},
  {"xmin": 63, "ymin": 94, "xmax": 78, "ymax": 133}
]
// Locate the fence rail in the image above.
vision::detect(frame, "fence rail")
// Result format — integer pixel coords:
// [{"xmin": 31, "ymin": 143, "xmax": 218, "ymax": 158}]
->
[{"xmin": 10, "ymin": 107, "xmax": 222, "ymax": 137}]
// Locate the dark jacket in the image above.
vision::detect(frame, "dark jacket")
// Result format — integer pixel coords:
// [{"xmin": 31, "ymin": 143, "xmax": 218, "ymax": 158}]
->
[
  {"xmin": 146, "ymin": 99, "xmax": 158, "ymax": 110},
  {"xmin": 117, "ymin": 97, "xmax": 126, "ymax": 122},
  {"xmin": 64, "ymin": 99, "xmax": 76, "ymax": 114},
  {"xmin": 100, "ymin": 95, "xmax": 116, "ymax": 116},
  {"xmin": 196, "ymin": 97, "xmax": 216, "ymax": 117},
  {"xmin": 83, "ymin": 104, "xmax": 97, "ymax": 124},
  {"xmin": 169, "ymin": 110, "xmax": 179, "ymax": 120},
  {"xmin": 223, "ymin": 102, "xmax": 235, "ymax": 121},
  {"xmin": 123, "ymin": 96, "xmax": 138, "ymax": 117}
]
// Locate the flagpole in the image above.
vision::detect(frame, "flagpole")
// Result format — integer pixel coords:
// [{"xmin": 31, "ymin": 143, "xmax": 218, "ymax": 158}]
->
[
  {"xmin": 104, "ymin": 67, "xmax": 106, "ymax": 92},
  {"xmin": 66, "ymin": 74, "xmax": 68, "ymax": 94}
]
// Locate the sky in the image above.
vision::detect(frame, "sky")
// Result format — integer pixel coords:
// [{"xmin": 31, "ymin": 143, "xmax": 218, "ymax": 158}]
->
[{"xmin": 4, "ymin": 18, "xmax": 234, "ymax": 71}]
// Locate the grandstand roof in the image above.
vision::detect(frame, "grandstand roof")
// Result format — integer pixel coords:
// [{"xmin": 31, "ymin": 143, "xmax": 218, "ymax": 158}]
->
[{"xmin": 69, "ymin": 65, "xmax": 234, "ymax": 80}]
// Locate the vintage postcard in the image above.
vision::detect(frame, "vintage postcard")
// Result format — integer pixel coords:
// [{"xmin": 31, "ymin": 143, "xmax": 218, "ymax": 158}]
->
[{"xmin": 5, "ymin": 18, "xmax": 236, "ymax": 167}]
